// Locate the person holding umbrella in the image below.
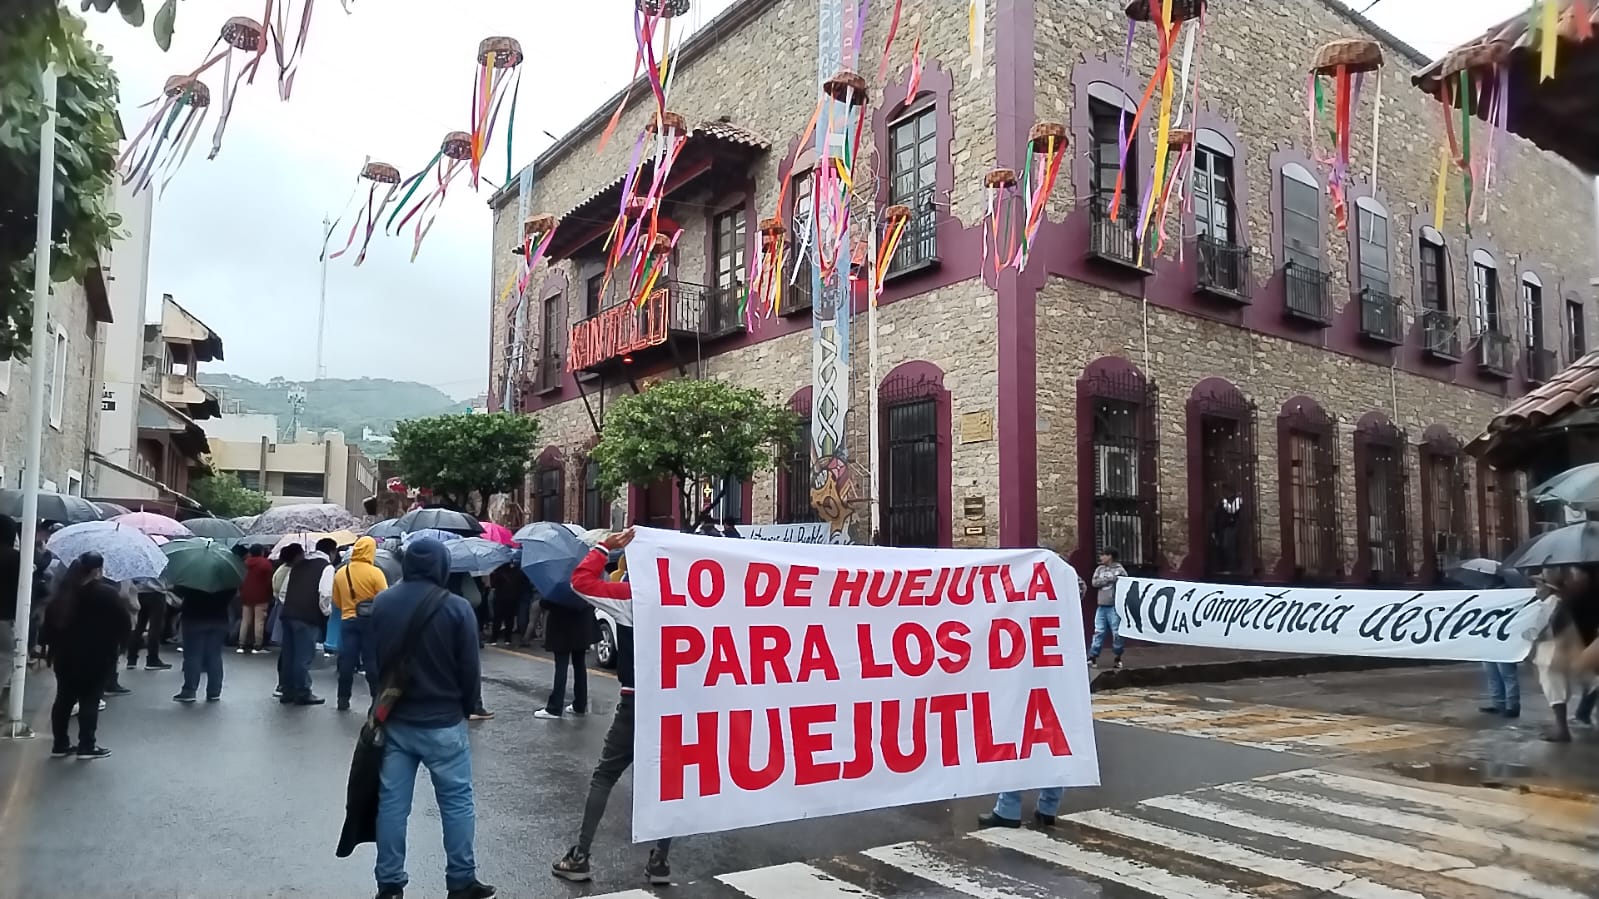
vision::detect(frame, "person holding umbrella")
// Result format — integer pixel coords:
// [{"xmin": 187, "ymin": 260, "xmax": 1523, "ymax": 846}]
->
[
  {"xmin": 42, "ymin": 553, "xmax": 130, "ymax": 759},
  {"xmin": 333, "ymin": 536, "xmax": 389, "ymax": 711},
  {"xmin": 162, "ymin": 539, "xmax": 247, "ymax": 703},
  {"xmin": 238, "ymin": 545, "xmax": 274, "ymax": 653}
]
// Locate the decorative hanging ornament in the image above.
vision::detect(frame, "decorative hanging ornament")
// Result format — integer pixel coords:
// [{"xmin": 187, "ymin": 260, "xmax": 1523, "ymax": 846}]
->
[
  {"xmin": 265, "ymin": 0, "xmax": 318, "ymax": 101},
  {"xmin": 1309, "ymin": 38, "xmax": 1383, "ymax": 232},
  {"xmin": 1150, "ymin": 127, "xmax": 1194, "ymax": 259},
  {"xmin": 746, "ymin": 217, "xmax": 789, "ymax": 324},
  {"xmin": 470, "ymin": 36, "xmax": 525, "ymax": 189},
  {"xmin": 1011, "ymin": 121, "xmax": 1068, "ymax": 272},
  {"xmin": 327, "ymin": 160, "xmax": 403, "ymax": 266},
  {"xmin": 199, "ymin": 16, "xmax": 268, "ymax": 160},
  {"xmin": 815, "ymin": 69, "xmax": 870, "ymax": 281},
  {"xmin": 982, "ymin": 167, "xmax": 1022, "ymax": 278},
  {"xmin": 608, "ymin": 111, "xmax": 690, "ymax": 291},
  {"xmin": 512, "ymin": 214, "xmax": 559, "ymax": 298},
  {"xmin": 873, "ymin": 205, "xmax": 912, "ymax": 298},
  {"xmin": 1110, "ymin": 0, "xmax": 1206, "ymax": 231},
  {"xmin": 387, "ymin": 130, "xmax": 476, "ymax": 262},
  {"xmin": 119, "ymin": 75, "xmax": 213, "ymax": 195}
]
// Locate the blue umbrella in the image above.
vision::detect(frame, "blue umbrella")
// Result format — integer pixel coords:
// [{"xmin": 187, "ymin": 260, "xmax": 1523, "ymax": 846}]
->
[
  {"xmin": 47, "ymin": 521, "xmax": 168, "ymax": 582},
  {"xmin": 516, "ymin": 521, "xmax": 591, "ymax": 609},
  {"xmin": 366, "ymin": 518, "xmax": 403, "ymax": 540},
  {"xmin": 401, "ymin": 528, "xmax": 464, "ymax": 547},
  {"xmin": 446, "ymin": 537, "xmax": 516, "ymax": 576}
]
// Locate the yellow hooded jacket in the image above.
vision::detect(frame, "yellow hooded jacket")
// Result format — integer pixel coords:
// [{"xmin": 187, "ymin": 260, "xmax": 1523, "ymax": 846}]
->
[{"xmin": 332, "ymin": 536, "xmax": 389, "ymax": 620}]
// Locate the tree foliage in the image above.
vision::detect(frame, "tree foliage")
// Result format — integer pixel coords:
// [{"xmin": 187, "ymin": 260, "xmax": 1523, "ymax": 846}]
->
[
  {"xmin": 76, "ymin": 0, "xmax": 180, "ymax": 50},
  {"xmin": 391, "ymin": 413, "xmax": 541, "ymax": 516},
  {"xmin": 190, "ymin": 469, "xmax": 272, "ymax": 519},
  {"xmin": 0, "ymin": 7, "xmax": 123, "ymax": 360},
  {"xmin": 590, "ymin": 379, "xmax": 799, "ymax": 524}
]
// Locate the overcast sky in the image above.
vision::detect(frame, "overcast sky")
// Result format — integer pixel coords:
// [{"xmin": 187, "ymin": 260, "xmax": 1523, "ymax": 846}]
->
[{"xmin": 85, "ymin": 0, "xmax": 1522, "ymax": 399}]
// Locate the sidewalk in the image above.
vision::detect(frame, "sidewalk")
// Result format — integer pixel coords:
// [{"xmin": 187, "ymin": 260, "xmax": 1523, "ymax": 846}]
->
[{"xmin": 1090, "ymin": 642, "xmax": 1434, "ymax": 690}]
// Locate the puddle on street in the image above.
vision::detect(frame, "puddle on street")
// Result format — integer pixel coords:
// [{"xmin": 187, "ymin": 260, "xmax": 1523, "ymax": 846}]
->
[{"xmin": 1382, "ymin": 759, "xmax": 1537, "ymax": 787}]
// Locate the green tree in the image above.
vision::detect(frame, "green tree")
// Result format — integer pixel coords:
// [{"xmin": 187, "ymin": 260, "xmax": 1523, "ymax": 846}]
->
[
  {"xmin": 189, "ymin": 470, "xmax": 272, "ymax": 519},
  {"xmin": 590, "ymin": 379, "xmax": 799, "ymax": 527},
  {"xmin": 0, "ymin": 7, "xmax": 123, "ymax": 360},
  {"xmin": 74, "ymin": 0, "xmax": 181, "ymax": 50},
  {"xmin": 391, "ymin": 412, "xmax": 541, "ymax": 517}
]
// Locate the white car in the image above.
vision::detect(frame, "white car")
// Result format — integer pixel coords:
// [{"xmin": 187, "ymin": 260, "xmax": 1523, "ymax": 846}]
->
[{"xmin": 592, "ymin": 608, "xmax": 619, "ymax": 669}]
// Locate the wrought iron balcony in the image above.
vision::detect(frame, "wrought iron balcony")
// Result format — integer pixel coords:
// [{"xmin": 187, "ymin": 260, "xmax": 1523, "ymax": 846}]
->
[
  {"xmin": 566, "ymin": 280, "xmax": 708, "ymax": 372},
  {"xmin": 1421, "ymin": 309, "xmax": 1461, "ymax": 361},
  {"xmin": 703, "ymin": 284, "xmax": 748, "ymax": 339},
  {"xmin": 1357, "ymin": 286, "xmax": 1404, "ymax": 345},
  {"xmin": 1088, "ymin": 197, "xmax": 1153, "ymax": 273},
  {"xmin": 532, "ymin": 355, "xmax": 562, "ymax": 394},
  {"xmin": 1475, "ymin": 329, "xmax": 1513, "ymax": 378},
  {"xmin": 886, "ymin": 186, "xmax": 940, "ymax": 277},
  {"xmin": 779, "ymin": 255, "xmax": 813, "ymax": 316},
  {"xmin": 1283, "ymin": 260, "xmax": 1332, "ymax": 325},
  {"xmin": 1195, "ymin": 235, "xmax": 1250, "ymax": 301},
  {"xmin": 1529, "ymin": 346, "xmax": 1559, "ymax": 383}
]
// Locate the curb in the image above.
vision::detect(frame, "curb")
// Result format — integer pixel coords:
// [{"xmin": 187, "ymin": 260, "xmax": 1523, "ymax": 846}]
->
[{"xmin": 1090, "ymin": 654, "xmax": 1444, "ymax": 692}]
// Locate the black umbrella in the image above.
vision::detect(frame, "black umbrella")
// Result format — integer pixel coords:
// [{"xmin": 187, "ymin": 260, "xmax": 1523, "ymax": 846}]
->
[
  {"xmin": 1503, "ymin": 522, "xmax": 1599, "ymax": 570},
  {"xmin": 1443, "ymin": 558, "xmax": 1534, "ymax": 589},
  {"xmin": 0, "ymin": 489, "xmax": 104, "ymax": 524},
  {"xmin": 395, "ymin": 507, "xmax": 483, "ymax": 536},
  {"xmin": 184, "ymin": 517, "xmax": 247, "ymax": 539},
  {"xmin": 366, "ymin": 518, "xmax": 403, "ymax": 540},
  {"xmin": 94, "ymin": 501, "xmax": 133, "ymax": 518}
]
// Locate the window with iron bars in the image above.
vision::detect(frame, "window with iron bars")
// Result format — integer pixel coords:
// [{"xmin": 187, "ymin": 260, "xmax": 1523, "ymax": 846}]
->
[
  {"xmin": 1281, "ymin": 404, "xmax": 1339, "ymax": 584},
  {"xmin": 536, "ymin": 464, "xmax": 563, "ymax": 523},
  {"xmin": 1355, "ymin": 423, "xmax": 1408, "ymax": 586},
  {"xmin": 1085, "ymin": 372, "xmax": 1159, "ymax": 572},
  {"xmin": 1421, "ymin": 443, "xmax": 1469, "ymax": 583},
  {"xmin": 582, "ymin": 458, "xmax": 606, "ymax": 529},
  {"xmin": 777, "ymin": 419, "xmax": 820, "ymax": 525},
  {"xmin": 782, "ymin": 171, "xmax": 814, "ymax": 315},
  {"xmin": 1478, "ymin": 462, "xmax": 1520, "ymax": 559},
  {"xmin": 887, "ymin": 105, "xmax": 938, "ymax": 275}
]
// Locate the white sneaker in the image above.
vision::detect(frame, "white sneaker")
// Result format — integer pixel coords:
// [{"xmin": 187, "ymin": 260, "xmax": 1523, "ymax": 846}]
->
[
  {"xmin": 533, "ymin": 709, "xmax": 561, "ymax": 720},
  {"xmin": 235, "ymin": 648, "xmax": 245, "ymax": 654},
  {"xmin": 98, "ymin": 699, "xmax": 107, "ymax": 711},
  {"xmin": 565, "ymin": 705, "xmax": 585, "ymax": 717}
]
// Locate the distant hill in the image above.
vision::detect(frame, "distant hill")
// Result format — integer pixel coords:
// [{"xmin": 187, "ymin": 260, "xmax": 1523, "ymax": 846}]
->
[{"xmin": 198, "ymin": 374, "xmax": 465, "ymax": 455}]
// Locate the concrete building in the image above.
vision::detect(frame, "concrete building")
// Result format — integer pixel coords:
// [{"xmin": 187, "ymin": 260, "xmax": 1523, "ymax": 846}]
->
[
  {"xmin": 487, "ymin": 0, "xmax": 1596, "ymax": 587},
  {"xmin": 205, "ymin": 414, "xmax": 378, "ymax": 515}
]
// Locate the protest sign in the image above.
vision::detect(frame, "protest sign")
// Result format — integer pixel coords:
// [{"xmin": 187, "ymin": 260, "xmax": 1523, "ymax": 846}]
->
[
  {"xmin": 735, "ymin": 522, "xmax": 854, "ymax": 544},
  {"xmin": 628, "ymin": 528, "xmax": 1098, "ymax": 841},
  {"xmin": 1114, "ymin": 576, "xmax": 1549, "ymax": 663}
]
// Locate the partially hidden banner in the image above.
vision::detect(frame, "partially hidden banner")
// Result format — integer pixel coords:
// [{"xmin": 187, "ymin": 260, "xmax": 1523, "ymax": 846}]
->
[
  {"xmin": 629, "ymin": 528, "xmax": 1099, "ymax": 841},
  {"xmin": 1114, "ymin": 576, "xmax": 1550, "ymax": 663}
]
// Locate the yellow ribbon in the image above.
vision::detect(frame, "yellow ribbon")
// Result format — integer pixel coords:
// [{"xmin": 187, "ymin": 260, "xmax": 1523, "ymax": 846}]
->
[
  {"xmin": 1137, "ymin": 0, "xmax": 1179, "ymax": 264},
  {"xmin": 1540, "ymin": 0, "xmax": 1560, "ymax": 81},
  {"xmin": 1433, "ymin": 144, "xmax": 1449, "ymax": 231}
]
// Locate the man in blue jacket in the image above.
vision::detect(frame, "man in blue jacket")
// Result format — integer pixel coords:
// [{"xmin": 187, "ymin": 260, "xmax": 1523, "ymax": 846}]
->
[{"xmin": 369, "ymin": 538, "xmax": 495, "ymax": 899}]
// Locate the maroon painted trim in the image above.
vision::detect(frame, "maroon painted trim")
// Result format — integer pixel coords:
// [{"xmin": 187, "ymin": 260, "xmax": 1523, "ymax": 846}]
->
[
  {"xmin": 1350, "ymin": 411, "xmax": 1405, "ymax": 585},
  {"xmin": 878, "ymin": 360, "xmax": 953, "ymax": 548},
  {"xmin": 995, "ymin": 0, "xmax": 1036, "ymax": 549},
  {"xmin": 1071, "ymin": 356, "xmax": 1150, "ymax": 573},
  {"xmin": 1182, "ymin": 377, "xmax": 1252, "ymax": 580}
]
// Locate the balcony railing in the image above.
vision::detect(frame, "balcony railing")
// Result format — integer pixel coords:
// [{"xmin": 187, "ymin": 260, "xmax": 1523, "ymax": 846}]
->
[
  {"xmin": 1283, "ymin": 260, "xmax": 1332, "ymax": 325},
  {"xmin": 1476, "ymin": 329, "xmax": 1513, "ymax": 378},
  {"xmin": 1088, "ymin": 197, "xmax": 1152, "ymax": 272},
  {"xmin": 1421, "ymin": 309, "xmax": 1461, "ymax": 360},
  {"xmin": 1529, "ymin": 346, "xmax": 1559, "ymax": 383},
  {"xmin": 1195, "ymin": 234, "xmax": 1250, "ymax": 301},
  {"xmin": 779, "ymin": 254, "xmax": 813, "ymax": 316},
  {"xmin": 566, "ymin": 280, "xmax": 708, "ymax": 372},
  {"xmin": 886, "ymin": 186, "xmax": 939, "ymax": 276},
  {"xmin": 703, "ymin": 284, "xmax": 747, "ymax": 338},
  {"xmin": 1358, "ymin": 286, "xmax": 1404, "ymax": 345},
  {"xmin": 532, "ymin": 354, "xmax": 562, "ymax": 393}
]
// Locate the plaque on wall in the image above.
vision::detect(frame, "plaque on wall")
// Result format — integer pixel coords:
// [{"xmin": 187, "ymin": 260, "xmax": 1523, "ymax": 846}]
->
[{"xmin": 959, "ymin": 410, "xmax": 994, "ymax": 444}]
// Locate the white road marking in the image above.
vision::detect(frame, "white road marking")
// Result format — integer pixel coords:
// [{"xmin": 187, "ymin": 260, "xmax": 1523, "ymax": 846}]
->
[
  {"xmin": 1280, "ymin": 769, "xmax": 1599, "ymax": 836},
  {"xmin": 718, "ymin": 862, "xmax": 883, "ymax": 898},
  {"xmin": 971, "ymin": 826, "xmax": 1253, "ymax": 899},
  {"xmin": 862, "ymin": 842, "xmax": 1045, "ymax": 898}
]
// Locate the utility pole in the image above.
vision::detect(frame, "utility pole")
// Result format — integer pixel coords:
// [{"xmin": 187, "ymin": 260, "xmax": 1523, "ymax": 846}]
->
[{"xmin": 315, "ymin": 215, "xmax": 330, "ymax": 381}]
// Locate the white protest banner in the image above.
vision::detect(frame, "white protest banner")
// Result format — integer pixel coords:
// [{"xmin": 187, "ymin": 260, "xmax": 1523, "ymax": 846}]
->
[
  {"xmin": 735, "ymin": 522, "xmax": 854, "ymax": 544},
  {"xmin": 628, "ymin": 528, "xmax": 1099, "ymax": 841},
  {"xmin": 1114, "ymin": 576, "xmax": 1549, "ymax": 663}
]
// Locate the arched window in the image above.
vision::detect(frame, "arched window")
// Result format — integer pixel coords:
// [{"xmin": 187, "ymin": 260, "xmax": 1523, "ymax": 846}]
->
[
  {"xmin": 1278, "ymin": 397, "xmax": 1339, "ymax": 583},
  {"xmin": 1522, "ymin": 270, "xmax": 1546, "ymax": 351},
  {"xmin": 1416, "ymin": 225, "xmax": 1458, "ymax": 360},
  {"xmin": 1193, "ymin": 129, "xmax": 1246, "ymax": 297},
  {"xmin": 1280, "ymin": 163, "xmax": 1329, "ymax": 324},
  {"xmin": 879, "ymin": 362, "xmax": 951, "ymax": 547},
  {"xmin": 1079, "ymin": 358, "xmax": 1160, "ymax": 572},
  {"xmin": 1355, "ymin": 197, "xmax": 1400, "ymax": 343},
  {"xmin": 535, "ymin": 447, "xmax": 565, "ymax": 523},
  {"xmin": 1419, "ymin": 427, "xmax": 1468, "ymax": 584},
  {"xmin": 1186, "ymin": 379, "xmax": 1257, "ymax": 579},
  {"xmin": 776, "ymin": 387, "xmax": 819, "ymax": 525},
  {"xmin": 1470, "ymin": 249, "xmax": 1500, "ymax": 336},
  {"xmin": 1085, "ymin": 83, "xmax": 1146, "ymax": 269},
  {"xmin": 581, "ymin": 456, "xmax": 606, "ymax": 529},
  {"xmin": 884, "ymin": 92, "xmax": 939, "ymax": 274},
  {"xmin": 1353, "ymin": 413, "xmax": 1408, "ymax": 585}
]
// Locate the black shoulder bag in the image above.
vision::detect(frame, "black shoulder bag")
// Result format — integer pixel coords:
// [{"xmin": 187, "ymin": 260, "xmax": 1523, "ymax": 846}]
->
[{"xmin": 336, "ymin": 587, "xmax": 448, "ymax": 857}]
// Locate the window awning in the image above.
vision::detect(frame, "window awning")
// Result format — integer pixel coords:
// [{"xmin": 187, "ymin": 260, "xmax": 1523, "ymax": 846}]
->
[{"xmin": 137, "ymin": 391, "xmax": 211, "ymax": 458}]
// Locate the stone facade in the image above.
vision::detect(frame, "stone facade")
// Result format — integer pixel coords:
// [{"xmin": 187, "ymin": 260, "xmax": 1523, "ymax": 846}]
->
[
  {"xmin": 0, "ymin": 277, "xmax": 105, "ymax": 495},
  {"xmin": 486, "ymin": 0, "xmax": 1595, "ymax": 584}
]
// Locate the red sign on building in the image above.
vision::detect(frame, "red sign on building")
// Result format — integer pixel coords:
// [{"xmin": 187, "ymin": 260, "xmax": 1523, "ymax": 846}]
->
[{"xmin": 567, "ymin": 289, "xmax": 674, "ymax": 372}]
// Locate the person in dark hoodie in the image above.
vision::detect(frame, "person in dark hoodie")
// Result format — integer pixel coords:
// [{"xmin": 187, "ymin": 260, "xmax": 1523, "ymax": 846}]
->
[
  {"xmin": 172, "ymin": 584, "xmax": 233, "ymax": 703},
  {"xmin": 551, "ymin": 527, "xmax": 671, "ymax": 886},
  {"xmin": 42, "ymin": 552, "xmax": 129, "ymax": 760},
  {"xmin": 369, "ymin": 537, "xmax": 495, "ymax": 899}
]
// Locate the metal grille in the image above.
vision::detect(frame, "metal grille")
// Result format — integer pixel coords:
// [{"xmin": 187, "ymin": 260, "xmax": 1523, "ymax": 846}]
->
[
  {"xmin": 1195, "ymin": 389, "xmax": 1258, "ymax": 579},
  {"xmin": 536, "ymin": 465, "xmax": 563, "ymax": 523},
  {"xmin": 888, "ymin": 105, "xmax": 938, "ymax": 275},
  {"xmin": 1281, "ymin": 405, "xmax": 1339, "ymax": 583},
  {"xmin": 1359, "ymin": 287, "xmax": 1404, "ymax": 343},
  {"xmin": 1530, "ymin": 347, "xmax": 1559, "ymax": 382},
  {"xmin": 1196, "ymin": 234, "xmax": 1250, "ymax": 299},
  {"xmin": 1355, "ymin": 423, "xmax": 1408, "ymax": 585},
  {"xmin": 1422, "ymin": 309, "xmax": 1462, "ymax": 359},
  {"xmin": 889, "ymin": 186, "xmax": 939, "ymax": 274},
  {"xmin": 1284, "ymin": 260, "xmax": 1332, "ymax": 324},
  {"xmin": 703, "ymin": 285, "xmax": 746, "ymax": 337},
  {"xmin": 881, "ymin": 375, "xmax": 941, "ymax": 547},
  {"xmin": 582, "ymin": 458, "xmax": 606, "ymax": 529},
  {"xmin": 1479, "ymin": 464, "xmax": 1520, "ymax": 558},
  {"xmin": 1089, "ymin": 197, "xmax": 1148, "ymax": 269},
  {"xmin": 778, "ymin": 420, "xmax": 820, "ymax": 524},
  {"xmin": 1476, "ymin": 329, "xmax": 1513, "ymax": 375},
  {"xmin": 1421, "ymin": 440, "xmax": 1469, "ymax": 583},
  {"xmin": 1086, "ymin": 372, "xmax": 1160, "ymax": 572}
]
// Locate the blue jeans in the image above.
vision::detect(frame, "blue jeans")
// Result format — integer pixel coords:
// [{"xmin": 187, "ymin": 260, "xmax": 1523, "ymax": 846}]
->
[
  {"xmin": 376, "ymin": 721, "xmax": 477, "ymax": 891},
  {"xmin": 1482, "ymin": 662, "xmax": 1521, "ymax": 712},
  {"xmin": 337, "ymin": 616, "xmax": 377, "ymax": 703},
  {"xmin": 1088, "ymin": 606, "xmax": 1123, "ymax": 658},
  {"xmin": 994, "ymin": 787, "xmax": 1064, "ymax": 820},
  {"xmin": 283, "ymin": 619, "xmax": 320, "ymax": 700},
  {"xmin": 179, "ymin": 619, "xmax": 227, "ymax": 698}
]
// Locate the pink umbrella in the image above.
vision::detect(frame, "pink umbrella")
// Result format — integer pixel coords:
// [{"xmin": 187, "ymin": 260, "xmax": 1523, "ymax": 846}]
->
[
  {"xmin": 113, "ymin": 511, "xmax": 194, "ymax": 538},
  {"xmin": 479, "ymin": 521, "xmax": 516, "ymax": 546}
]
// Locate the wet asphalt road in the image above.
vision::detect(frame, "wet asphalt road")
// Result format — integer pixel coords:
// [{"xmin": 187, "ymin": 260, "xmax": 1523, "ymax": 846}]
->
[{"xmin": 0, "ymin": 648, "xmax": 1303, "ymax": 898}]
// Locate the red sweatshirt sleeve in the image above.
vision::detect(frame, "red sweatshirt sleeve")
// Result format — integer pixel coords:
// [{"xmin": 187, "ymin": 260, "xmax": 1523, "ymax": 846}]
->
[{"xmin": 571, "ymin": 548, "xmax": 631, "ymax": 601}]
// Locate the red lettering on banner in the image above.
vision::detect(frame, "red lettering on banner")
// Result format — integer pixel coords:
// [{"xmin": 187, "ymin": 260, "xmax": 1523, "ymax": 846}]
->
[
  {"xmin": 1020, "ymin": 687, "xmax": 1072, "ymax": 758},
  {"xmin": 661, "ymin": 625, "xmax": 706, "ymax": 689},
  {"xmin": 972, "ymin": 691, "xmax": 1019, "ymax": 762},
  {"xmin": 881, "ymin": 697, "xmax": 929, "ymax": 773},
  {"xmin": 745, "ymin": 562, "xmax": 781, "ymax": 607},
  {"xmin": 660, "ymin": 559, "xmax": 688, "ymax": 606},
  {"xmin": 830, "ymin": 568, "xmax": 869, "ymax": 606},
  {"xmin": 749, "ymin": 625, "xmax": 793, "ymax": 684},
  {"xmin": 688, "ymin": 560, "xmax": 724, "ymax": 608},
  {"xmin": 791, "ymin": 704, "xmax": 841, "ymax": 785},
  {"xmin": 842, "ymin": 700, "xmax": 874, "ymax": 779},
  {"xmin": 706, "ymin": 628, "xmax": 748, "ymax": 686},
  {"xmin": 928, "ymin": 693, "xmax": 968, "ymax": 766},
  {"xmin": 660, "ymin": 712, "xmax": 721, "ymax": 801},
  {"xmin": 729, "ymin": 708, "xmax": 784, "ymax": 791},
  {"xmin": 857, "ymin": 623, "xmax": 893, "ymax": 678},
  {"xmin": 784, "ymin": 565, "xmax": 819, "ymax": 606},
  {"xmin": 900, "ymin": 569, "xmax": 932, "ymax": 605},
  {"xmin": 868, "ymin": 570, "xmax": 904, "ymax": 607},
  {"xmin": 935, "ymin": 621, "xmax": 973, "ymax": 674},
  {"xmin": 999, "ymin": 566, "xmax": 1028, "ymax": 602},
  {"xmin": 987, "ymin": 619, "xmax": 1026, "ymax": 669},
  {"xmin": 797, "ymin": 624, "xmax": 841, "ymax": 682},
  {"xmin": 927, "ymin": 568, "xmax": 952, "ymax": 606},
  {"xmin": 892, "ymin": 622, "xmax": 935, "ymax": 677},
  {"xmin": 979, "ymin": 566, "xmax": 1005, "ymax": 603},
  {"xmin": 949, "ymin": 567, "xmax": 977, "ymax": 605},
  {"xmin": 1026, "ymin": 561, "xmax": 1059, "ymax": 600},
  {"xmin": 1029, "ymin": 616, "xmax": 1063, "ymax": 667}
]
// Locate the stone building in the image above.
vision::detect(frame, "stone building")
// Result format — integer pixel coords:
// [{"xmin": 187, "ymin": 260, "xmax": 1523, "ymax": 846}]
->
[{"xmin": 487, "ymin": 0, "xmax": 1597, "ymax": 587}]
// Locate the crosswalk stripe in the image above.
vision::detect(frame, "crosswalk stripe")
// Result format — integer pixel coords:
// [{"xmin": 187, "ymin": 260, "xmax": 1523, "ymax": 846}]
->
[
  {"xmin": 860, "ymin": 842, "xmax": 1044, "ymax": 898},
  {"xmin": 970, "ymin": 826, "xmax": 1253, "ymax": 899},
  {"xmin": 1278, "ymin": 769, "xmax": 1599, "ymax": 836},
  {"xmin": 1219, "ymin": 782, "xmax": 1599, "ymax": 872},
  {"xmin": 588, "ymin": 892, "xmax": 657, "ymax": 899},
  {"xmin": 1447, "ymin": 866, "xmax": 1590, "ymax": 899},
  {"xmin": 718, "ymin": 862, "xmax": 881, "ymax": 898},
  {"xmin": 1291, "ymin": 724, "xmax": 1446, "ymax": 746},
  {"xmin": 1064, "ymin": 808, "xmax": 1423, "ymax": 899}
]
